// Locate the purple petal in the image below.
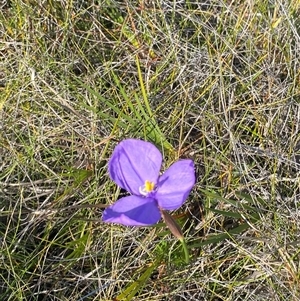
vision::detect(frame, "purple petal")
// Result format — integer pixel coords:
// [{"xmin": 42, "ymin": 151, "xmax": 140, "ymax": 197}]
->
[
  {"xmin": 108, "ymin": 139, "xmax": 162, "ymax": 195},
  {"xmin": 156, "ymin": 160, "xmax": 195, "ymax": 210},
  {"xmin": 102, "ymin": 195, "xmax": 161, "ymax": 226}
]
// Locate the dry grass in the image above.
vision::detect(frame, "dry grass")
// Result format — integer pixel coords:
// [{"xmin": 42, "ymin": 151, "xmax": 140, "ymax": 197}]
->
[{"xmin": 0, "ymin": 0, "xmax": 300, "ymax": 300}]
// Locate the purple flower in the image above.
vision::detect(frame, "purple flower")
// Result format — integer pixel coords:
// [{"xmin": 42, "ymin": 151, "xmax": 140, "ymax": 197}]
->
[{"xmin": 103, "ymin": 139, "xmax": 195, "ymax": 226}]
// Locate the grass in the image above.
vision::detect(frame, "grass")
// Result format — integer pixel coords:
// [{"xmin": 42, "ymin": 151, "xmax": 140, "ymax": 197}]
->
[{"xmin": 0, "ymin": 0, "xmax": 300, "ymax": 300}]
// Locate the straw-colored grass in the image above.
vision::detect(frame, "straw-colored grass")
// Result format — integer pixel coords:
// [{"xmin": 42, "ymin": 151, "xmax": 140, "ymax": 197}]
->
[{"xmin": 1, "ymin": 1, "xmax": 300, "ymax": 300}]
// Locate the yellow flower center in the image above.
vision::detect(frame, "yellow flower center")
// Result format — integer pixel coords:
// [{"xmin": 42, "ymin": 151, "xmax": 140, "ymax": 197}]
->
[
  {"xmin": 139, "ymin": 180, "xmax": 155, "ymax": 196},
  {"xmin": 144, "ymin": 180, "xmax": 155, "ymax": 192}
]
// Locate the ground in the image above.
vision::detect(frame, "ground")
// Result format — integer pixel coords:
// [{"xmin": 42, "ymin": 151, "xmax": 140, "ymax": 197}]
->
[{"xmin": 0, "ymin": 1, "xmax": 300, "ymax": 300}]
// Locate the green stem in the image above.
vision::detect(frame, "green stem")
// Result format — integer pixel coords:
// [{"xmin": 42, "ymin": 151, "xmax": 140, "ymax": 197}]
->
[{"xmin": 180, "ymin": 238, "xmax": 189, "ymax": 264}]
